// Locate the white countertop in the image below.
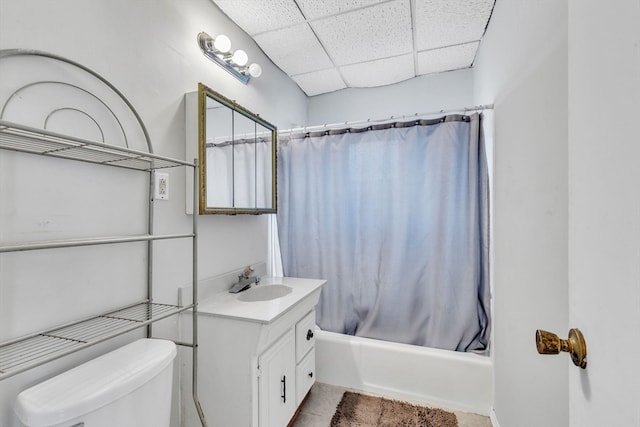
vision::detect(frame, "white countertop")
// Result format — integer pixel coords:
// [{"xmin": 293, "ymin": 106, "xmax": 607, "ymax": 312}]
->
[{"xmin": 197, "ymin": 276, "xmax": 325, "ymax": 324}]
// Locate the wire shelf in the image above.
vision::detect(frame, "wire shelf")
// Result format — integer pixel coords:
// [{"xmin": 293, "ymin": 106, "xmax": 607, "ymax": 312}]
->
[
  {"xmin": 0, "ymin": 120, "xmax": 194, "ymax": 171},
  {"xmin": 0, "ymin": 301, "xmax": 193, "ymax": 380}
]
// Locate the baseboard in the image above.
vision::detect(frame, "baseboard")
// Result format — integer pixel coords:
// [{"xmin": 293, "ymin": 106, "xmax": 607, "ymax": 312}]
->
[{"xmin": 489, "ymin": 408, "xmax": 500, "ymax": 427}]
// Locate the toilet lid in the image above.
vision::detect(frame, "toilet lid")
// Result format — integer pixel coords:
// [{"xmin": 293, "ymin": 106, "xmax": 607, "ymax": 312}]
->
[{"xmin": 14, "ymin": 338, "xmax": 176, "ymax": 426}]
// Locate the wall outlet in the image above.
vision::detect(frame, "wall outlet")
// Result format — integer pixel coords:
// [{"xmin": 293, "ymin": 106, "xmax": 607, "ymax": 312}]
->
[{"xmin": 155, "ymin": 172, "xmax": 169, "ymax": 200}]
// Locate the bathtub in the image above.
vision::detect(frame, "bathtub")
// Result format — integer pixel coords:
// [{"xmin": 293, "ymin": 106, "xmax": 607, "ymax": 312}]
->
[{"xmin": 314, "ymin": 329, "xmax": 493, "ymax": 415}]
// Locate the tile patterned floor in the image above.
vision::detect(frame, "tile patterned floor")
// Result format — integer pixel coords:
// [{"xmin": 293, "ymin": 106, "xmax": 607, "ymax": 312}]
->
[{"xmin": 291, "ymin": 383, "xmax": 492, "ymax": 427}]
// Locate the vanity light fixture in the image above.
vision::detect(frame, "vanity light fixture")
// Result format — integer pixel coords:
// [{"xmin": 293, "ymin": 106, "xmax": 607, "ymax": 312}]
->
[{"xmin": 197, "ymin": 31, "xmax": 262, "ymax": 84}]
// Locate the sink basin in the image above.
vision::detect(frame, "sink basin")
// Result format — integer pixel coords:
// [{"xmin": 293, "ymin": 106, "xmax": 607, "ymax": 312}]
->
[{"xmin": 237, "ymin": 285, "xmax": 293, "ymax": 302}]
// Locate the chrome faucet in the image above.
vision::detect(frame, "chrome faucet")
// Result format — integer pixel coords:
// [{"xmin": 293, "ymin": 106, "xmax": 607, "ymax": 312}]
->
[{"xmin": 228, "ymin": 266, "xmax": 260, "ymax": 293}]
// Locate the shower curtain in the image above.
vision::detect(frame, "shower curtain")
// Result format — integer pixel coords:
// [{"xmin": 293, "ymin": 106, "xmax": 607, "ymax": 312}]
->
[{"xmin": 277, "ymin": 114, "xmax": 490, "ymax": 352}]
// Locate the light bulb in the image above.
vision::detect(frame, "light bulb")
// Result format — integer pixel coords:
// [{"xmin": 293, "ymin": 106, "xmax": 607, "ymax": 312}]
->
[
  {"xmin": 248, "ymin": 63, "xmax": 262, "ymax": 78},
  {"xmin": 231, "ymin": 49, "xmax": 248, "ymax": 66},
  {"xmin": 213, "ymin": 34, "xmax": 231, "ymax": 53}
]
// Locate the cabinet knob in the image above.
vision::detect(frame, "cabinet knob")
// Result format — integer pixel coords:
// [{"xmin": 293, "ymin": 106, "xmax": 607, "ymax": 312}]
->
[
  {"xmin": 306, "ymin": 329, "xmax": 314, "ymax": 340},
  {"xmin": 308, "ymin": 371, "xmax": 313, "ymax": 378}
]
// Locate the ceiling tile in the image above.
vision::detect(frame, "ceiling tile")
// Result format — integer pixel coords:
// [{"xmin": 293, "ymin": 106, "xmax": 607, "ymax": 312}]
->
[
  {"xmin": 254, "ymin": 24, "xmax": 333, "ymax": 76},
  {"xmin": 310, "ymin": 0, "xmax": 412, "ymax": 66},
  {"xmin": 340, "ymin": 54, "xmax": 414, "ymax": 87},
  {"xmin": 291, "ymin": 69, "xmax": 347, "ymax": 96},
  {"xmin": 297, "ymin": 0, "xmax": 386, "ymax": 20},
  {"xmin": 212, "ymin": 0, "xmax": 305, "ymax": 35},
  {"xmin": 416, "ymin": 42, "xmax": 479, "ymax": 75},
  {"xmin": 414, "ymin": 0, "xmax": 494, "ymax": 50}
]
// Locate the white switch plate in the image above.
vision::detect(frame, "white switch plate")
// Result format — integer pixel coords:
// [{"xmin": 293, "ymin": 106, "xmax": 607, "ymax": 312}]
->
[{"xmin": 155, "ymin": 172, "xmax": 169, "ymax": 200}]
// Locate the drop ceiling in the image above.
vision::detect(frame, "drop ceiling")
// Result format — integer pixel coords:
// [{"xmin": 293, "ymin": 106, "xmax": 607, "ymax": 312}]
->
[{"xmin": 211, "ymin": 0, "xmax": 496, "ymax": 96}]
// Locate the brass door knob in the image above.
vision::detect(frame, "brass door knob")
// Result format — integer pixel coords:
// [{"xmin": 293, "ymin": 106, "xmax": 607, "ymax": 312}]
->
[{"xmin": 535, "ymin": 328, "xmax": 587, "ymax": 369}]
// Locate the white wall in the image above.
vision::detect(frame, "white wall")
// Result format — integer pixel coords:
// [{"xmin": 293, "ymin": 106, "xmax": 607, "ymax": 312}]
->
[
  {"xmin": 473, "ymin": 1, "xmax": 569, "ymax": 426},
  {"xmin": 0, "ymin": 0, "xmax": 306, "ymax": 426},
  {"xmin": 568, "ymin": 1, "xmax": 640, "ymax": 426},
  {"xmin": 307, "ymin": 68, "xmax": 473, "ymax": 126}
]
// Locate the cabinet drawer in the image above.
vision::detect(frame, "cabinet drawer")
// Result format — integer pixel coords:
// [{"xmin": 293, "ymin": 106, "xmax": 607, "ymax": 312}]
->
[
  {"xmin": 295, "ymin": 310, "xmax": 315, "ymax": 362},
  {"xmin": 296, "ymin": 349, "xmax": 315, "ymax": 405}
]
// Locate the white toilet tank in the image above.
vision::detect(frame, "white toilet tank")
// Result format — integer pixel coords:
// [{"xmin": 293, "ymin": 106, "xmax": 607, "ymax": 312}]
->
[{"xmin": 14, "ymin": 338, "xmax": 177, "ymax": 427}]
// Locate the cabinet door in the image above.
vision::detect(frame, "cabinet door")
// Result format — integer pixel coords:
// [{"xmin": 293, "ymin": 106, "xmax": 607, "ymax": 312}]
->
[{"xmin": 258, "ymin": 330, "xmax": 296, "ymax": 427}]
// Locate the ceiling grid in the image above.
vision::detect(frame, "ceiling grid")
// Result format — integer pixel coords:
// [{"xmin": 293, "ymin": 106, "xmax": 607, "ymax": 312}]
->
[{"xmin": 211, "ymin": 0, "xmax": 496, "ymax": 96}]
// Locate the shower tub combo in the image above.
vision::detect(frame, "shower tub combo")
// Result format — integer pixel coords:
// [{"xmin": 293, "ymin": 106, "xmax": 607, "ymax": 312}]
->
[{"xmin": 314, "ymin": 329, "xmax": 493, "ymax": 415}]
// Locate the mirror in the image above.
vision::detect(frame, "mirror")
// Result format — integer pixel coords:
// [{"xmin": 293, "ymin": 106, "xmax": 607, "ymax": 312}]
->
[{"xmin": 197, "ymin": 83, "xmax": 276, "ymax": 214}]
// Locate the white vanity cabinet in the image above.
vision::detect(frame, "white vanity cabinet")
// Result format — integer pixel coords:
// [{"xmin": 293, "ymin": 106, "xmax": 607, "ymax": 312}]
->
[
  {"xmin": 195, "ymin": 277, "xmax": 324, "ymax": 427},
  {"xmin": 258, "ymin": 310, "xmax": 317, "ymax": 426}
]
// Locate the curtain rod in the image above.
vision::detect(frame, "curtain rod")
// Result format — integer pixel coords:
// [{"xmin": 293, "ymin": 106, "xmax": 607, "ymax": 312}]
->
[{"xmin": 279, "ymin": 103, "xmax": 494, "ymax": 135}]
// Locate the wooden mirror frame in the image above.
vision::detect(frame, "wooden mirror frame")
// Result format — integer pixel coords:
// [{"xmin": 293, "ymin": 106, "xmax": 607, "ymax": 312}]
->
[{"xmin": 197, "ymin": 83, "xmax": 277, "ymax": 215}]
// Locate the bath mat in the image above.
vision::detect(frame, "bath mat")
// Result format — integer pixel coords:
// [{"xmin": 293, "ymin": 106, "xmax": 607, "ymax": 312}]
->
[{"xmin": 330, "ymin": 391, "xmax": 458, "ymax": 427}]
